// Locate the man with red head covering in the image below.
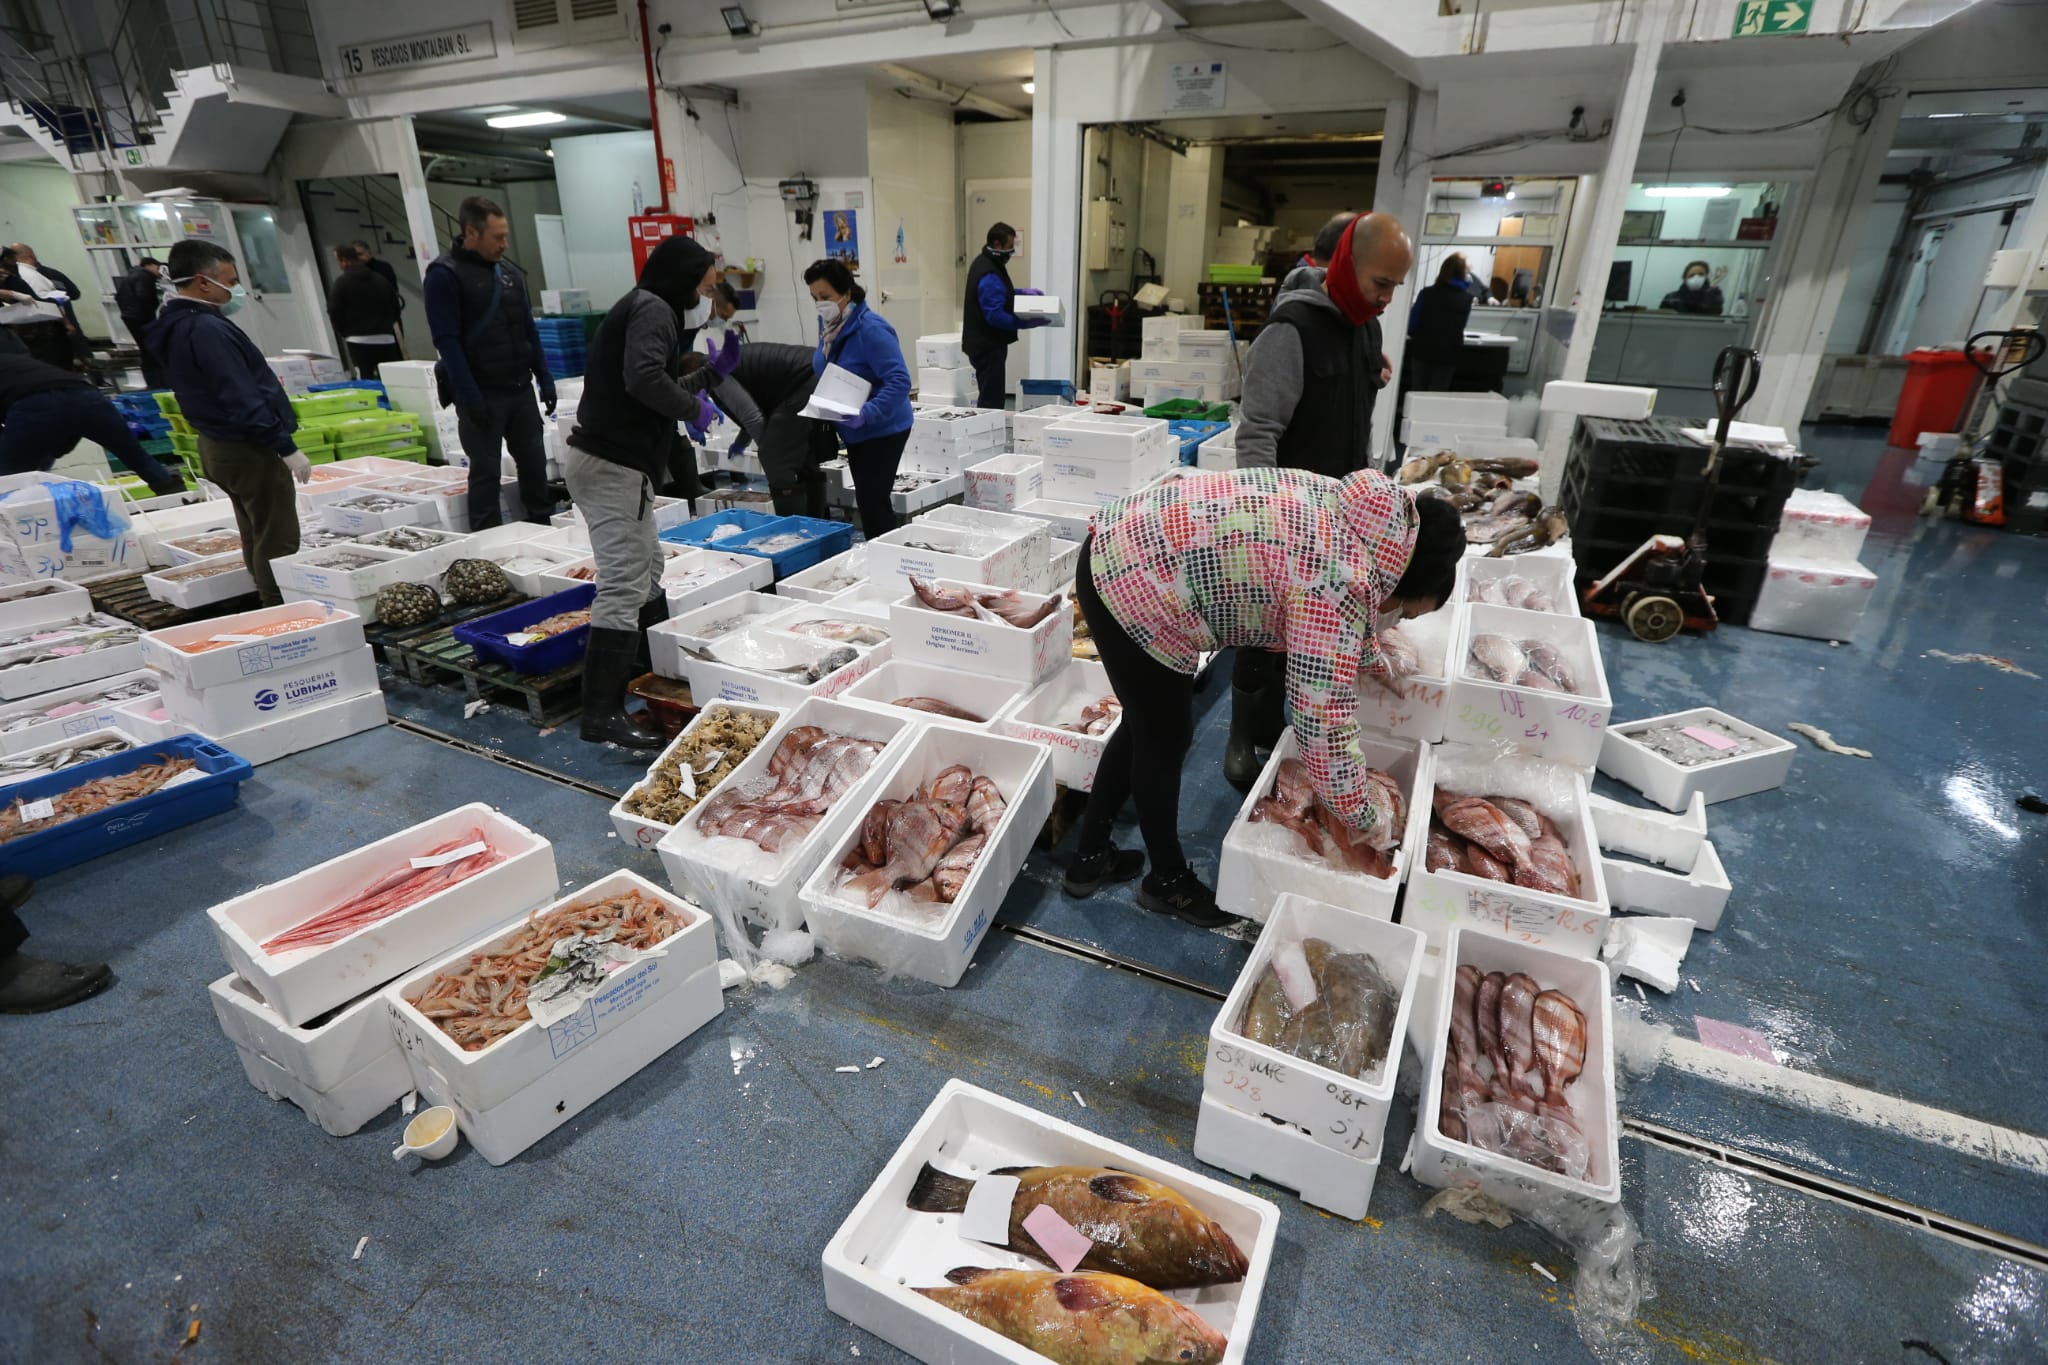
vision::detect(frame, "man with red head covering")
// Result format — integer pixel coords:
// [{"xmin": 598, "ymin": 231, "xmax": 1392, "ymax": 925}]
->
[{"xmin": 1225, "ymin": 211, "xmax": 1414, "ymax": 788}]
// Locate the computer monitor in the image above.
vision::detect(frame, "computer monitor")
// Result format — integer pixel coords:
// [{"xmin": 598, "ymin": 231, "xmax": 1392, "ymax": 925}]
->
[{"xmin": 1604, "ymin": 260, "xmax": 1633, "ymax": 304}]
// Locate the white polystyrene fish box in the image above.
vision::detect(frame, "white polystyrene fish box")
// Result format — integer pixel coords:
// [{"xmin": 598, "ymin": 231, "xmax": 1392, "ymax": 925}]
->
[
  {"xmin": 825, "ymin": 577, "xmax": 911, "ymax": 624},
  {"xmin": 758, "ymin": 603, "xmax": 894, "ymax": 660},
  {"xmin": 1446, "ymin": 603, "xmax": 1612, "ymax": 770},
  {"xmin": 1041, "ymin": 415, "xmax": 1170, "ymax": 463},
  {"xmin": 888, "ymin": 578, "xmax": 1071, "ymax": 684},
  {"xmin": 683, "ymin": 626, "xmax": 884, "ymax": 710},
  {"xmin": 110, "ymin": 692, "xmax": 178, "ymax": 742},
  {"xmin": 964, "ymin": 454, "xmax": 1042, "ymax": 513},
  {"xmin": 1408, "ymin": 925, "xmax": 1621, "ymax": 1215},
  {"xmin": 609, "ymin": 702, "xmax": 788, "ymax": 851},
  {"xmin": 1205, "ymin": 894, "xmax": 1423, "ymax": 1160},
  {"xmin": 206, "ymin": 687, "xmax": 388, "ymax": 767},
  {"xmin": 351, "ymin": 525, "xmax": 469, "ymax": 576},
  {"xmin": 1459, "ymin": 554, "xmax": 1579, "ymax": 617},
  {"xmin": 1597, "ymin": 706, "xmax": 1795, "ymax": 812},
  {"xmin": 157, "ymin": 644, "xmax": 380, "ymax": 737},
  {"xmin": 998, "ymin": 658, "xmax": 1119, "ymax": 792},
  {"xmin": 320, "ymin": 491, "xmax": 440, "ymax": 536},
  {"xmin": 781, "ymin": 546, "xmax": 868, "ymax": 604},
  {"xmin": 1406, "ymin": 392, "xmax": 1509, "ymax": 429},
  {"xmin": 1195, "ymin": 1089, "xmax": 1383, "ymax": 1222},
  {"xmin": 0, "ymin": 668, "xmax": 157, "ymax": 756},
  {"xmin": 1215, "ymin": 728, "xmax": 1431, "ymax": 924},
  {"xmin": 0, "ymin": 617, "xmax": 145, "ymax": 701},
  {"xmin": 842, "ymin": 660, "xmax": 1029, "ymax": 732},
  {"xmin": 647, "ymin": 594, "xmax": 789, "ymax": 680},
  {"xmin": 386, "ymin": 870, "xmax": 717, "ymax": 1117},
  {"xmin": 142, "ymin": 554, "xmax": 254, "ymax": 610},
  {"xmin": 1041, "ymin": 446, "xmax": 1174, "ymax": 509},
  {"xmin": 1748, "ymin": 555, "xmax": 1876, "ymax": 642},
  {"xmin": 916, "ymin": 333, "xmax": 966, "ymax": 368},
  {"xmin": 207, "ymin": 803, "xmax": 558, "ymax": 1028},
  {"xmin": 919, "ymin": 505, "xmax": 1054, "ymax": 590},
  {"xmin": 1009, "ymin": 403, "xmax": 1089, "ymax": 455},
  {"xmin": 0, "ymin": 724, "xmax": 140, "ymax": 788},
  {"xmin": 1403, "ymin": 742, "xmax": 1611, "ymax": 960},
  {"xmin": 1355, "ymin": 597, "xmax": 1464, "ymax": 744},
  {"xmin": 1007, "ymin": 498, "xmax": 1097, "ymax": 545},
  {"xmin": 141, "ymin": 601, "xmax": 364, "ymax": 691},
  {"xmin": 823, "ymin": 1079, "xmax": 1280, "ymax": 1365},
  {"xmin": 1774, "ymin": 488, "xmax": 1870, "ymax": 563},
  {"xmin": 800, "ymin": 724, "xmax": 1053, "ymax": 987},
  {"xmin": 230, "ymin": 1033, "xmax": 413, "ymax": 1138},
  {"xmin": 656, "ymin": 697, "xmax": 914, "ymax": 935},
  {"xmin": 867, "ymin": 524, "xmax": 1039, "ymax": 592},
  {"xmin": 208, "ymin": 970, "xmax": 399, "ymax": 1094},
  {"xmin": 133, "ymin": 499, "xmax": 240, "ymax": 568},
  {"xmin": 1049, "ymin": 538, "xmax": 1081, "ymax": 587},
  {"xmin": 663, "ymin": 548, "xmax": 776, "ymax": 615},
  {"xmin": 269, "ymin": 544, "xmax": 414, "ymax": 601},
  {"xmin": 485, "ymin": 544, "xmax": 581, "ymax": 598},
  {"xmin": 0, "ymin": 578, "xmax": 91, "ymax": 631}
]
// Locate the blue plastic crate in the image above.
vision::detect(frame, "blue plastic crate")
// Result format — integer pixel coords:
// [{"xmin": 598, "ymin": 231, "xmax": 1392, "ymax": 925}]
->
[
  {"xmin": 453, "ymin": 583, "xmax": 594, "ymax": 675},
  {"xmin": 661, "ymin": 508, "xmax": 787, "ymax": 549},
  {"xmin": 718, "ymin": 515, "xmax": 856, "ymax": 578},
  {"xmin": 1167, "ymin": 419, "xmax": 1230, "ymax": 465},
  {"xmin": 0, "ymin": 735, "xmax": 252, "ymax": 878}
]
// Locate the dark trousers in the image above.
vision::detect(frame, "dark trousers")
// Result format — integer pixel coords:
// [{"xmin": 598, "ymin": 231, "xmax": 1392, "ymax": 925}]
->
[
  {"xmin": 458, "ymin": 386, "xmax": 550, "ymax": 530},
  {"xmin": 1073, "ymin": 538, "xmax": 1197, "ymax": 877},
  {"xmin": 0, "ymin": 388, "xmax": 181, "ymax": 490},
  {"xmin": 846, "ymin": 428, "xmax": 910, "ymax": 538},
  {"xmin": 196, "ymin": 434, "xmax": 300, "ymax": 606},
  {"xmin": 7, "ymin": 321, "xmax": 71, "ymax": 370},
  {"xmin": 969, "ymin": 347, "xmax": 1008, "ymax": 411},
  {"xmin": 1408, "ymin": 356, "xmax": 1457, "ymax": 395},
  {"xmin": 1230, "ymin": 647, "xmax": 1289, "ymax": 747},
  {"xmin": 343, "ymin": 341, "xmax": 404, "ymax": 380},
  {"xmin": 122, "ymin": 317, "xmax": 167, "ymax": 389}
]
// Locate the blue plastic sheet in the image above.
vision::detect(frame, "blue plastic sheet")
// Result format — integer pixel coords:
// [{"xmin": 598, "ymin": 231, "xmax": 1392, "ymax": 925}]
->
[{"xmin": 0, "ymin": 479, "xmax": 128, "ymax": 554}]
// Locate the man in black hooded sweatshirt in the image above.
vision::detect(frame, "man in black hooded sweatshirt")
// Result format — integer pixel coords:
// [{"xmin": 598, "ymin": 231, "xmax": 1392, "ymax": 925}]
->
[
  {"xmin": 565, "ymin": 234, "xmax": 736, "ymax": 748},
  {"xmin": 682, "ymin": 340, "xmax": 834, "ymax": 518}
]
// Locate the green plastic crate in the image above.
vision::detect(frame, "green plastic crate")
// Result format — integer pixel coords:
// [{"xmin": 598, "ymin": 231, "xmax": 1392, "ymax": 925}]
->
[
  {"xmin": 1143, "ymin": 398, "xmax": 1234, "ymax": 422},
  {"xmin": 140, "ymin": 436, "xmax": 175, "ymax": 457},
  {"xmin": 306, "ymin": 411, "xmax": 418, "ymax": 440},
  {"xmin": 331, "ymin": 431, "xmax": 429, "ymax": 461},
  {"xmin": 1206, "ymin": 264, "xmax": 1266, "ymax": 284},
  {"xmin": 289, "ymin": 390, "xmax": 378, "ymax": 421},
  {"xmin": 152, "ymin": 392, "xmax": 180, "ymax": 416},
  {"xmin": 338, "ymin": 441, "xmax": 428, "ymax": 465},
  {"xmin": 167, "ymin": 413, "xmax": 195, "ymax": 435},
  {"xmin": 169, "ymin": 431, "xmax": 200, "ymax": 456}
]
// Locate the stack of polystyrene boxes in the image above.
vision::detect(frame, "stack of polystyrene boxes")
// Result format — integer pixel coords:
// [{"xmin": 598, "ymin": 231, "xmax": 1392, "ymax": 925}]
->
[
  {"xmin": 1038, "ymin": 412, "xmax": 1175, "ymax": 507},
  {"xmin": 1011, "ymin": 402, "xmax": 1089, "ymax": 456},
  {"xmin": 1401, "ymin": 391, "xmax": 1509, "ymax": 451},
  {"xmin": 202, "ymin": 805, "xmax": 558, "ymax": 1139},
  {"xmin": 266, "ymin": 355, "xmax": 315, "ymax": 394},
  {"xmin": 914, "ymin": 333, "xmax": 978, "ymax": 407},
  {"xmin": 282, "ymin": 349, "xmax": 347, "ymax": 384},
  {"xmin": 540, "ymin": 288, "xmax": 591, "ymax": 314},
  {"xmin": 0, "ymin": 473, "xmax": 142, "ymax": 584},
  {"xmin": 1089, "ymin": 360, "xmax": 1129, "ymax": 402},
  {"xmin": 905, "ymin": 405, "xmax": 1006, "ymax": 477},
  {"xmin": 377, "ymin": 360, "xmax": 454, "ymax": 458},
  {"xmin": 139, "ymin": 603, "xmax": 387, "ymax": 765},
  {"xmin": 1750, "ymin": 488, "xmax": 1876, "ymax": 642},
  {"xmin": 1133, "ymin": 329, "xmax": 1243, "ymax": 406}
]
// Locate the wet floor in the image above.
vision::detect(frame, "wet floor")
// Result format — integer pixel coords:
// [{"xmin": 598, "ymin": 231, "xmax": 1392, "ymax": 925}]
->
[{"xmin": 5, "ymin": 423, "xmax": 2043, "ymax": 1361}]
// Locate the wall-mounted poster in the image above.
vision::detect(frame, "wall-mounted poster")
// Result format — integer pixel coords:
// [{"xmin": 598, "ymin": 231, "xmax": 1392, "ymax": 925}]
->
[
  {"xmin": 1423, "ymin": 211, "xmax": 1461, "ymax": 237},
  {"xmin": 824, "ymin": 209, "xmax": 860, "ymax": 270}
]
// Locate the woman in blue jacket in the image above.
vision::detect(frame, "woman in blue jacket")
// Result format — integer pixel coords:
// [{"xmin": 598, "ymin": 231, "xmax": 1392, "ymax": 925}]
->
[{"xmin": 805, "ymin": 258, "xmax": 913, "ymax": 536}]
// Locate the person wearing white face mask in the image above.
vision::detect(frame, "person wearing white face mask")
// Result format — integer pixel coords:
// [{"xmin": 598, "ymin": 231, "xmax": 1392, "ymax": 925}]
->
[
  {"xmin": 1659, "ymin": 259, "xmax": 1724, "ymax": 316},
  {"xmin": 145, "ymin": 239, "xmax": 307, "ymax": 606},
  {"xmin": 804, "ymin": 257, "xmax": 912, "ymax": 536}
]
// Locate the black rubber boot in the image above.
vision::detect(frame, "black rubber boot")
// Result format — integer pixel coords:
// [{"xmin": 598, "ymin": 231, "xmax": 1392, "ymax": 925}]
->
[
  {"xmin": 770, "ymin": 486, "xmax": 804, "ymax": 516},
  {"xmin": 800, "ymin": 469, "xmax": 830, "ymax": 520},
  {"xmin": 1062, "ymin": 846, "xmax": 1145, "ymax": 898},
  {"xmin": 634, "ymin": 595, "xmax": 669, "ymax": 674},
  {"xmin": 1223, "ymin": 683, "xmax": 1270, "ymax": 791},
  {"xmin": 580, "ymin": 627, "xmax": 666, "ymax": 749},
  {"xmin": 0, "ymin": 954, "xmax": 113, "ymax": 1014},
  {"xmin": 1137, "ymin": 868, "xmax": 1232, "ymax": 929}
]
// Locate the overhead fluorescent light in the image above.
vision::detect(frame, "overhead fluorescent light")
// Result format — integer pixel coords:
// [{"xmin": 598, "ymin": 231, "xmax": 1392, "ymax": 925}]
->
[
  {"xmin": 1021, "ymin": 81, "xmax": 1035, "ymax": 95},
  {"xmin": 1924, "ymin": 112, "xmax": 1971, "ymax": 119},
  {"xmin": 487, "ymin": 111, "xmax": 566, "ymax": 129},
  {"xmin": 1645, "ymin": 185, "xmax": 1731, "ymax": 198},
  {"xmin": 545, "ymin": 149, "xmax": 555, "ymax": 158},
  {"xmin": 721, "ymin": 6, "xmax": 758, "ymax": 37},
  {"xmin": 923, "ymin": 0, "xmax": 960, "ymax": 18}
]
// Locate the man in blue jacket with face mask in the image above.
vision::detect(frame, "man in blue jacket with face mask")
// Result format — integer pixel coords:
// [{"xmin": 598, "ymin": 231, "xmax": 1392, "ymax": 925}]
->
[
  {"xmin": 961, "ymin": 223, "xmax": 1051, "ymax": 411},
  {"xmin": 146, "ymin": 239, "xmax": 306, "ymax": 606}
]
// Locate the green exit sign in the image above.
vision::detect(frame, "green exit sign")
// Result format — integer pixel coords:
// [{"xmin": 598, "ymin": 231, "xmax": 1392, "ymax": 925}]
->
[
  {"xmin": 1733, "ymin": 0, "xmax": 1809, "ymax": 35},
  {"xmin": 123, "ymin": 148, "xmax": 143, "ymax": 166}
]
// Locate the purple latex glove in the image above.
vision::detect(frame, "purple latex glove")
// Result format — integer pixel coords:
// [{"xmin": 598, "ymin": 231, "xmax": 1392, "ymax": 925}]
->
[
  {"xmin": 1016, "ymin": 287, "xmax": 1044, "ymax": 296},
  {"xmin": 842, "ymin": 410, "xmax": 866, "ymax": 430},
  {"xmin": 710, "ymin": 331, "xmax": 743, "ymax": 377}
]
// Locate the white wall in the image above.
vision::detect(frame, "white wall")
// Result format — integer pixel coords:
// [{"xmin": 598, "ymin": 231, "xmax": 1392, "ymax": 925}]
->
[
  {"xmin": 867, "ymin": 87, "xmax": 960, "ymax": 370},
  {"xmin": 548, "ymin": 130, "xmax": 659, "ymax": 310},
  {"xmin": 0, "ymin": 161, "xmax": 109, "ymax": 336}
]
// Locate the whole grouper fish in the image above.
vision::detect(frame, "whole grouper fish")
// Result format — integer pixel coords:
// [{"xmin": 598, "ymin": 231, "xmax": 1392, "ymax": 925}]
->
[
  {"xmin": 908, "ymin": 1163, "xmax": 1249, "ymax": 1289},
  {"xmin": 915, "ymin": 1267, "xmax": 1227, "ymax": 1365}
]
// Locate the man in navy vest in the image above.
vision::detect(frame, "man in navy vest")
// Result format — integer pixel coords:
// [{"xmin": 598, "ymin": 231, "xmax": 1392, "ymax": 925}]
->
[
  {"xmin": 961, "ymin": 223, "xmax": 1050, "ymax": 411},
  {"xmin": 424, "ymin": 196, "xmax": 554, "ymax": 529}
]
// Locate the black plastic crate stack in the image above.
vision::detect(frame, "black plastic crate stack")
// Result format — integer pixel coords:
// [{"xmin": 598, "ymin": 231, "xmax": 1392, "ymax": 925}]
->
[
  {"xmin": 1988, "ymin": 374, "xmax": 2048, "ymax": 535},
  {"xmin": 1559, "ymin": 416, "xmax": 1809, "ymax": 626}
]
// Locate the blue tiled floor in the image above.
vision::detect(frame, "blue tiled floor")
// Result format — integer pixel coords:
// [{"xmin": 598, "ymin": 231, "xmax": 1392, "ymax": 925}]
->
[{"xmin": 5, "ymin": 423, "xmax": 2044, "ymax": 1361}]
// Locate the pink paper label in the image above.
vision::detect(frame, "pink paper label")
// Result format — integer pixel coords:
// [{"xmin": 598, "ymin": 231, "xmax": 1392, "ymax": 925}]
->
[
  {"xmin": 1695, "ymin": 1016, "xmax": 1777, "ymax": 1065},
  {"xmin": 44, "ymin": 701, "xmax": 94, "ymax": 718},
  {"xmin": 1022, "ymin": 1204, "xmax": 1094, "ymax": 1274},
  {"xmin": 1680, "ymin": 725, "xmax": 1739, "ymax": 752},
  {"xmin": 48, "ymin": 645, "xmax": 87, "ymax": 657}
]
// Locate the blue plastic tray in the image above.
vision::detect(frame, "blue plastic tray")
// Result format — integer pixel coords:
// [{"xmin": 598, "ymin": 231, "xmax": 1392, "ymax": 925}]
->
[
  {"xmin": 452, "ymin": 583, "xmax": 595, "ymax": 674},
  {"xmin": 662, "ymin": 508, "xmax": 788, "ymax": 550},
  {"xmin": 0, "ymin": 735, "xmax": 252, "ymax": 879},
  {"xmin": 1168, "ymin": 419, "xmax": 1230, "ymax": 465},
  {"xmin": 717, "ymin": 515, "xmax": 856, "ymax": 578}
]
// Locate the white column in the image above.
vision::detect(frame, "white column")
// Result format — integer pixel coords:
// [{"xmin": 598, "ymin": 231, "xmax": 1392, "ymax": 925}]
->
[
  {"xmin": 1027, "ymin": 47, "xmax": 1077, "ymax": 383},
  {"xmin": 1746, "ymin": 90, "xmax": 1906, "ymax": 433},
  {"xmin": 1370, "ymin": 86, "xmax": 1434, "ymax": 464},
  {"xmin": 391, "ymin": 116, "xmax": 441, "ymax": 284}
]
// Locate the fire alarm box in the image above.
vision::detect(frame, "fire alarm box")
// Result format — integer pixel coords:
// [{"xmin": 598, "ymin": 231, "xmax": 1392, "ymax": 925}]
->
[{"xmin": 629, "ymin": 214, "xmax": 695, "ymax": 274}]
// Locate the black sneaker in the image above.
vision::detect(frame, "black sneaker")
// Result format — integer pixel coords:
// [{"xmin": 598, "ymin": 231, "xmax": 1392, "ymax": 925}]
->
[
  {"xmin": 1137, "ymin": 869, "xmax": 1233, "ymax": 928},
  {"xmin": 0, "ymin": 953, "xmax": 113, "ymax": 1014},
  {"xmin": 1062, "ymin": 846, "xmax": 1145, "ymax": 898}
]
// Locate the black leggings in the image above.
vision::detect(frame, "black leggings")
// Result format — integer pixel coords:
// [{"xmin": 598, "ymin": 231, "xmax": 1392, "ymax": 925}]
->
[
  {"xmin": 846, "ymin": 428, "xmax": 910, "ymax": 538},
  {"xmin": 1074, "ymin": 537, "xmax": 1196, "ymax": 877}
]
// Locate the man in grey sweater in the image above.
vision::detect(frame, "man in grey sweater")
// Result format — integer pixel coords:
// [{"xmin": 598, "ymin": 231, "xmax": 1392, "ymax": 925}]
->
[{"xmin": 1226, "ymin": 211, "xmax": 1413, "ymax": 787}]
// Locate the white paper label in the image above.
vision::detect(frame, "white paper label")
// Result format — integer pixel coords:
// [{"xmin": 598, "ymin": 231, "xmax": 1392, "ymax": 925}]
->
[
  {"xmin": 18, "ymin": 798, "xmax": 54, "ymax": 821},
  {"xmin": 505, "ymin": 632, "xmax": 541, "ymax": 646},
  {"xmin": 211, "ymin": 633, "xmax": 267, "ymax": 644},
  {"xmin": 959, "ymin": 1174, "xmax": 1021, "ymax": 1246},
  {"xmin": 159, "ymin": 769, "xmax": 208, "ymax": 790},
  {"xmin": 410, "ymin": 839, "xmax": 487, "ymax": 869},
  {"xmin": 1272, "ymin": 941, "xmax": 1318, "ymax": 1012}
]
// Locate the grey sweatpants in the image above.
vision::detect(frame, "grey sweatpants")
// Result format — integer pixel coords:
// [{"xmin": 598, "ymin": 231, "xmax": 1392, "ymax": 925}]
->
[{"xmin": 562, "ymin": 445, "xmax": 658, "ymax": 630}]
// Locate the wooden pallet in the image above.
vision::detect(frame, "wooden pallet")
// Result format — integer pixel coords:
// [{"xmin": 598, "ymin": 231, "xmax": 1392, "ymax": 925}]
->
[
  {"xmin": 362, "ymin": 590, "xmax": 526, "ymax": 663},
  {"xmin": 87, "ymin": 572, "xmax": 260, "ymax": 631},
  {"xmin": 377, "ymin": 602, "xmax": 584, "ymax": 728}
]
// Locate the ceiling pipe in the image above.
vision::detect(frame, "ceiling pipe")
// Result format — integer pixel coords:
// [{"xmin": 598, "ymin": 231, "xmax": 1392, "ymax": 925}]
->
[
  {"xmin": 878, "ymin": 64, "xmax": 1028, "ymax": 121},
  {"xmin": 640, "ymin": 0, "xmax": 668, "ymax": 213}
]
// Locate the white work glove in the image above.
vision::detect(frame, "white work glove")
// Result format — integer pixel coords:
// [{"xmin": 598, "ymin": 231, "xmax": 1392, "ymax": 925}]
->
[{"xmin": 283, "ymin": 451, "xmax": 313, "ymax": 484}]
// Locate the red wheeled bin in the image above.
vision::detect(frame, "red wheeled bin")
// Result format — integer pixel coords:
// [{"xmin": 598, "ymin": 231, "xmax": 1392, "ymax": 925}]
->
[{"xmin": 1887, "ymin": 348, "xmax": 1984, "ymax": 448}]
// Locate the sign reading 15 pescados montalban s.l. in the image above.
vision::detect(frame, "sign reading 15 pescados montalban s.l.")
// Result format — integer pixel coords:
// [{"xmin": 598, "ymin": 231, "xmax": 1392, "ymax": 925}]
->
[{"xmin": 337, "ymin": 23, "xmax": 497, "ymax": 78}]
